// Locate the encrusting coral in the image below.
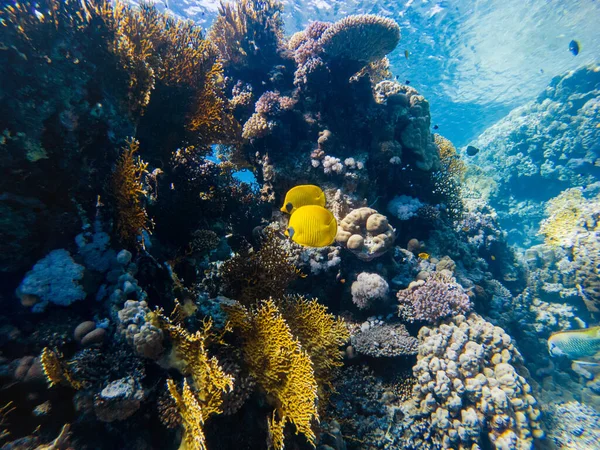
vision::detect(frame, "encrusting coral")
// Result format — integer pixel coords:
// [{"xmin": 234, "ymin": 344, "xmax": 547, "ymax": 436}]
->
[
  {"xmin": 226, "ymin": 299, "xmax": 318, "ymax": 450},
  {"xmin": 405, "ymin": 313, "xmax": 544, "ymax": 449},
  {"xmin": 111, "ymin": 138, "xmax": 151, "ymax": 246}
]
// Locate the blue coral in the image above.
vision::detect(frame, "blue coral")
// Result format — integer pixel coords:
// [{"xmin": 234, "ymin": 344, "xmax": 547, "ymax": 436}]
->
[{"xmin": 17, "ymin": 249, "xmax": 86, "ymax": 311}]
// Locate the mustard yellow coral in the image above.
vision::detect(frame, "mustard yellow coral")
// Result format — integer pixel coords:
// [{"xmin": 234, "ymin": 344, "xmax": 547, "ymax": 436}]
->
[
  {"xmin": 434, "ymin": 134, "xmax": 466, "ymax": 181},
  {"xmin": 148, "ymin": 309, "xmax": 234, "ymax": 417},
  {"xmin": 278, "ymin": 296, "xmax": 349, "ymax": 404},
  {"xmin": 101, "ymin": 1, "xmax": 237, "ymax": 142},
  {"xmin": 209, "ymin": 0, "xmax": 284, "ymax": 71},
  {"xmin": 167, "ymin": 379, "xmax": 208, "ymax": 450},
  {"xmin": 226, "ymin": 299, "xmax": 318, "ymax": 449},
  {"xmin": 40, "ymin": 347, "xmax": 84, "ymax": 390},
  {"xmin": 111, "ymin": 138, "xmax": 151, "ymax": 247},
  {"xmin": 539, "ymin": 188, "xmax": 589, "ymax": 247}
]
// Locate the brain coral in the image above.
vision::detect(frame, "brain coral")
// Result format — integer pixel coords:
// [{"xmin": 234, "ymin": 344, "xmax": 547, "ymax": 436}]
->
[
  {"xmin": 405, "ymin": 313, "xmax": 544, "ymax": 449},
  {"xmin": 336, "ymin": 207, "xmax": 395, "ymax": 261},
  {"xmin": 319, "ymin": 14, "xmax": 401, "ymax": 63}
]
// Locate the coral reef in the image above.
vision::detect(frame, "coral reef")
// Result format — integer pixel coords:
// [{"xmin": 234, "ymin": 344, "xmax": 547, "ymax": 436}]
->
[
  {"xmin": 219, "ymin": 229, "xmax": 303, "ymax": 304},
  {"xmin": 397, "ymin": 271, "xmax": 472, "ymax": 323},
  {"xmin": 405, "ymin": 314, "xmax": 544, "ymax": 449},
  {"xmin": 110, "ymin": 139, "xmax": 151, "ymax": 247},
  {"xmin": 351, "ymin": 319, "xmax": 418, "ymax": 358},
  {"xmin": 465, "ymin": 64, "xmax": 600, "ymax": 246},
  {"xmin": 350, "ymin": 272, "xmax": 390, "ymax": 309},
  {"xmin": 336, "ymin": 208, "xmax": 396, "ymax": 261},
  {"xmin": 226, "ymin": 299, "xmax": 318, "ymax": 449},
  {"xmin": 17, "ymin": 249, "xmax": 85, "ymax": 312}
]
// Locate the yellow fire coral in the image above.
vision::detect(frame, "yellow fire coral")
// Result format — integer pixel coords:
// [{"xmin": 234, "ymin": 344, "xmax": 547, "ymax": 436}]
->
[
  {"xmin": 226, "ymin": 299, "xmax": 318, "ymax": 449},
  {"xmin": 111, "ymin": 138, "xmax": 151, "ymax": 246},
  {"xmin": 220, "ymin": 229, "xmax": 304, "ymax": 304},
  {"xmin": 209, "ymin": 0, "xmax": 284, "ymax": 71},
  {"xmin": 101, "ymin": 2, "xmax": 237, "ymax": 142},
  {"xmin": 167, "ymin": 379, "xmax": 208, "ymax": 450},
  {"xmin": 40, "ymin": 347, "xmax": 84, "ymax": 390},
  {"xmin": 148, "ymin": 308, "xmax": 234, "ymax": 417},
  {"xmin": 434, "ymin": 134, "xmax": 466, "ymax": 181},
  {"xmin": 277, "ymin": 296, "xmax": 349, "ymax": 404}
]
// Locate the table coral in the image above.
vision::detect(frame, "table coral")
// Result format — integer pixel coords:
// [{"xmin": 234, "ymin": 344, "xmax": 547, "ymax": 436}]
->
[
  {"xmin": 336, "ymin": 207, "xmax": 395, "ymax": 261},
  {"xmin": 405, "ymin": 314, "xmax": 544, "ymax": 449},
  {"xmin": 319, "ymin": 15, "xmax": 401, "ymax": 64}
]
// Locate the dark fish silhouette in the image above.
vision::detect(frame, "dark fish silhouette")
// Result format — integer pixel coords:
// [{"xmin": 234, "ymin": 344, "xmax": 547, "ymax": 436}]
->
[
  {"xmin": 466, "ymin": 145, "xmax": 479, "ymax": 156},
  {"xmin": 404, "ymin": 50, "xmax": 409, "ymax": 59},
  {"xmin": 405, "ymin": 80, "xmax": 410, "ymax": 85},
  {"xmin": 569, "ymin": 40, "xmax": 580, "ymax": 56},
  {"xmin": 433, "ymin": 125, "xmax": 439, "ymax": 130}
]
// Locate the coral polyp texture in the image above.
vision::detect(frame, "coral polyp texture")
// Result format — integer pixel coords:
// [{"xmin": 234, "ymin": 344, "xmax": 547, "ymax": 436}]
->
[
  {"xmin": 405, "ymin": 314, "xmax": 544, "ymax": 449},
  {"xmin": 397, "ymin": 270, "xmax": 472, "ymax": 323},
  {"xmin": 319, "ymin": 15, "xmax": 401, "ymax": 63},
  {"xmin": 336, "ymin": 207, "xmax": 396, "ymax": 261}
]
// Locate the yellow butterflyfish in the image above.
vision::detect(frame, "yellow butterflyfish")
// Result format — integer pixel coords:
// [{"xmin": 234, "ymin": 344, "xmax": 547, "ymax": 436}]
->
[
  {"xmin": 285, "ymin": 205, "xmax": 337, "ymax": 247},
  {"xmin": 280, "ymin": 185, "xmax": 326, "ymax": 214}
]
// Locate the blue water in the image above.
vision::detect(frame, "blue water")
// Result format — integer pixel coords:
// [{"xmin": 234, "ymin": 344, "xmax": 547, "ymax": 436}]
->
[{"xmin": 1, "ymin": 1, "xmax": 600, "ymax": 449}]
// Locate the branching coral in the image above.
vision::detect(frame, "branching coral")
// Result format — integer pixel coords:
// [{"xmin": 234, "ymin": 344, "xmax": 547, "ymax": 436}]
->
[
  {"xmin": 277, "ymin": 296, "xmax": 349, "ymax": 404},
  {"xmin": 167, "ymin": 379, "xmax": 209, "ymax": 450},
  {"xmin": 103, "ymin": 2, "xmax": 237, "ymax": 142},
  {"xmin": 147, "ymin": 308, "xmax": 234, "ymax": 415},
  {"xmin": 226, "ymin": 299, "xmax": 318, "ymax": 449},
  {"xmin": 209, "ymin": 0, "xmax": 285, "ymax": 72},
  {"xmin": 111, "ymin": 138, "xmax": 151, "ymax": 246},
  {"xmin": 220, "ymin": 229, "xmax": 303, "ymax": 304},
  {"xmin": 397, "ymin": 271, "xmax": 472, "ymax": 323},
  {"xmin": 40, "ymin": 347, "xmax": 84, "ymax": 390}
]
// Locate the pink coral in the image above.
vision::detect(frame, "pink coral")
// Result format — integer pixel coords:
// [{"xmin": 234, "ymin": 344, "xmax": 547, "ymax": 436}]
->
[{"xmin": 397, "ymin": 271, "xmax": 471, "ymax": 323}]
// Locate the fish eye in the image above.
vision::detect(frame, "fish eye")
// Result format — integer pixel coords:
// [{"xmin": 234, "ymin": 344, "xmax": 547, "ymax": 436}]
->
[
  {"xmin": 286, "ymin": 202, "xmax": 293, "ymax": 212},
  {"xmin": 287, "ymin": 227, "xmax": 294, "ymax": 238}
]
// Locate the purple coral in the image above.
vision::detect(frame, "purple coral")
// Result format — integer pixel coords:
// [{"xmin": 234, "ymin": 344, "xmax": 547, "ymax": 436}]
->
[
  {"xmin": 254, "ymin": 91, "xmax": 295, "ymax": 116},
  {"xmin": 397, "ymin": 271, "xmax": 471, "ymax": 323}
]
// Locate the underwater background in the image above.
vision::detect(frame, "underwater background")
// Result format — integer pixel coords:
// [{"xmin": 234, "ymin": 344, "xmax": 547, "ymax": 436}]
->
[{"xmin": 1, "ymin": 0, "xmax": 599, "ymax": 449}]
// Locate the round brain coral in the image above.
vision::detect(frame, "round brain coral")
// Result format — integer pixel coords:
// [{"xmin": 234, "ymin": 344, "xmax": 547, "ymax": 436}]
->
[{"xmin": 319, "ymin": 14, "xmax": 401, "ymax": 63}]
